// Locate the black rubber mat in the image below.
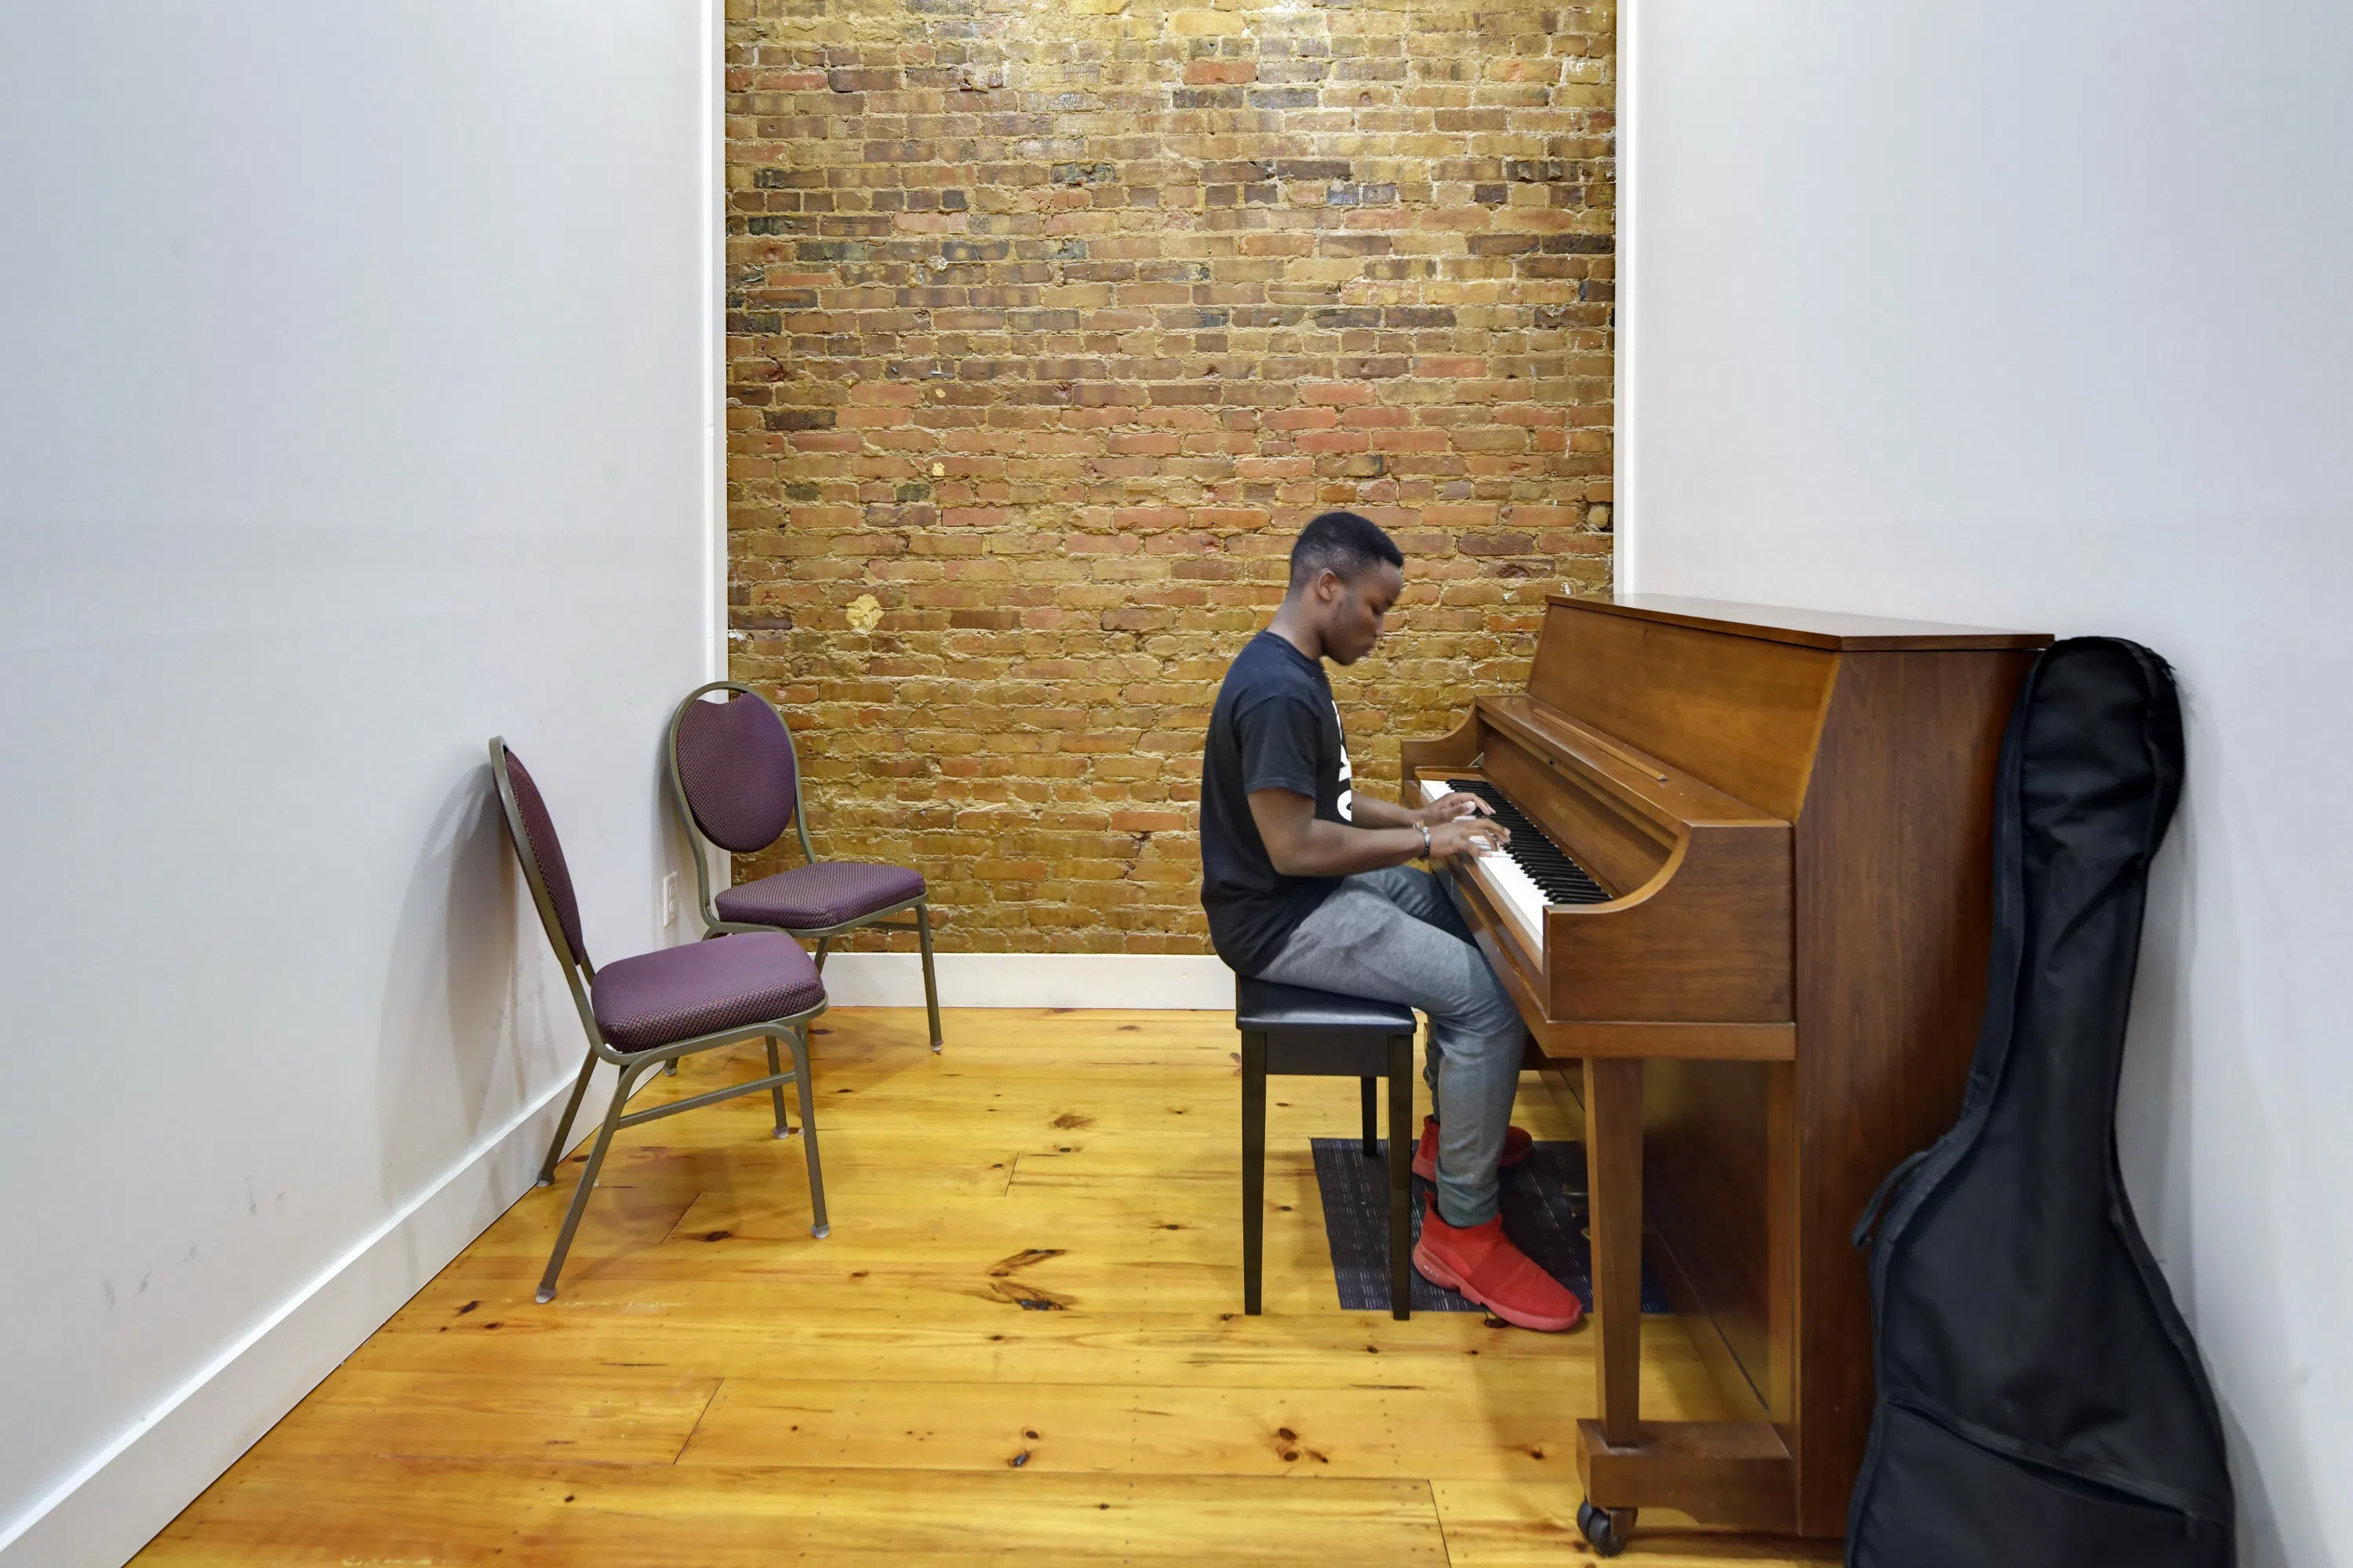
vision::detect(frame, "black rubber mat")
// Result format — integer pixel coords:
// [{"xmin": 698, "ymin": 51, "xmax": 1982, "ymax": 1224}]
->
[{"xmin": 1309, "ymin": 1137, "xmax": 1672, "ymax": 1315}]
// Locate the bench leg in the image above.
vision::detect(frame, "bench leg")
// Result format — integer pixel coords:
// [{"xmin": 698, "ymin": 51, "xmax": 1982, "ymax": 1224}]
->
[
  {"xmin": 1241, "ymin": 1029, "xmax": 1267, "ymax": 1315},
  {"xmin": 1361, "ymin": 1076, "xmax": 1379, "ymax": 1157},
  {"xmin": 1387, "ymin": 1031, "xmax": 1414, "ymax": 1319}
]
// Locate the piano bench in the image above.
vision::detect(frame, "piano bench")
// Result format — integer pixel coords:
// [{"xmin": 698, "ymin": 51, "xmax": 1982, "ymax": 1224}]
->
[{"xmin": 1235, "ymin": 975, "xmax": 1420, "ymax": 1320}]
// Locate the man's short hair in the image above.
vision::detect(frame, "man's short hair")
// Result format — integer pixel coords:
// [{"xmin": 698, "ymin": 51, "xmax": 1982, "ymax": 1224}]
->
[{"xmin": 1287, "ymin": 511, "xmax": 1403, "ymax": 591}]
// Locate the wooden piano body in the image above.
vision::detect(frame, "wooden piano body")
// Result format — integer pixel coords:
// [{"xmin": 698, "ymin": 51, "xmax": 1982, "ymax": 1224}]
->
[{"xmin": 1400, "ymin": 593, "xmax": 2048, "ymax": 1539}]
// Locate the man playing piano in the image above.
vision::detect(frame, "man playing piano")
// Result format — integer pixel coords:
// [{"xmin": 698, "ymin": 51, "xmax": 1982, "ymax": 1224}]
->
[{"xmin": 1199, "ymin": 511, "xmax": 1586, "ymax": 1331}]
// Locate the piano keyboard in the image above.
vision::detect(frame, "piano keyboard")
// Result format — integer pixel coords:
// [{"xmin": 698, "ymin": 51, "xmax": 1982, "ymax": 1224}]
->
[{"xmin": 1420, "ymin": 777, "xmax": 1613, "ymax": 944}]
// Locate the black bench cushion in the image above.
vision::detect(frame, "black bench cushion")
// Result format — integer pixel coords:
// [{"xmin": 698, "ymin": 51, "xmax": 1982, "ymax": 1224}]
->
[{"xmin": 1235, "ymin": 975, "xmax": 1417, "ymax": 1035}]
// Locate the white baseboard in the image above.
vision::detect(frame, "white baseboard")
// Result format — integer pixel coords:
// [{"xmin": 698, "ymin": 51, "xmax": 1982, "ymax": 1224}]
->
[
  {"xmin": 0, "ymin": 1062, "xmax": 636, "ymax": 1568},
  {"xmin": 819, "ymin": 951, "xmax": 1232, "ymax": 1010}
]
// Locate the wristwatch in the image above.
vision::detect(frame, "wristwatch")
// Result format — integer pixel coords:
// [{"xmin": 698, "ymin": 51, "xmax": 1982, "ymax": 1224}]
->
[{"xmin": 1417, "ymin": 820, "xmax": 1432, "ymax": 859}]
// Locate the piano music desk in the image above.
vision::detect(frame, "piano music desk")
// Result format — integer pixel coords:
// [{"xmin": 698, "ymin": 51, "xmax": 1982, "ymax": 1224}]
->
[{"xmin": 1402, "ymin": 593, "xmax": 2048, "ymax": 1542}]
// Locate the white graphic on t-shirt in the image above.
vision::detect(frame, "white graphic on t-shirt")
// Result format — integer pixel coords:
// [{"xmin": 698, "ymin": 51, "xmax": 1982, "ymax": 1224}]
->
[{"xmin": 1334, "ymin": 700, "xmax": 1355, "ymax": 822}]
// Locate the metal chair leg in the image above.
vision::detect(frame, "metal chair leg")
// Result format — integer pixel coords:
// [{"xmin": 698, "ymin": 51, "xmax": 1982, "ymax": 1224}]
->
[
  {"xmin": 916, "ymin": 900, "xmax": 944, "ymax": 1052},
  {"xmin": 763, "ymin": 1034, "xmax": 791, "ymax": 1138},
  {"xmin": 1241, "ymin": 1029, "xmax": 1267, "ymax": 1315},
  {"xmin": 1361, "ymin": 1076, "xmax": 1379, "ymax": 1158},
  {"xmin": 536, "ymin": 1049, "xmax": 601, "ymax": 1187},
  {"xmin": 787, "ymin": 1024, "xmax": 830, "ymax": 1239},
  {"xmin": 539, "ymin": 1059, "xmax": 646, "ymax": 1304},
  {"xmin": 811, "ymin": 935, "xmax": 831, "ymax": 971}
]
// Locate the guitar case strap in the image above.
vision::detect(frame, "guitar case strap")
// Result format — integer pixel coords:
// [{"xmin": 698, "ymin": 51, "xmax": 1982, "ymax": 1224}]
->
[{"xmin": 1847, "ymin": 638, "xmax": 2235, "ymax": 1566}]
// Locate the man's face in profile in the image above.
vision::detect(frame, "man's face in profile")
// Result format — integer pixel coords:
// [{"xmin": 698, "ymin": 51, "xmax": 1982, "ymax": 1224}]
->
[{"xmin": 1322, "ymin": 560, "xmax": 1403, "ymax": 665}]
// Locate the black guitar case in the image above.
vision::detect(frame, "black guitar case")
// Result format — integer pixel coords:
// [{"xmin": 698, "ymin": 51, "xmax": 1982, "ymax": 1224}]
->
[{"xmin": 1847, "ymin": 638, "xmax": 2235, "ymax": 1566}]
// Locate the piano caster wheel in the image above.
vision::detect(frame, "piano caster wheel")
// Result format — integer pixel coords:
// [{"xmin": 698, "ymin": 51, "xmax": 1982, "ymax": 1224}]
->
[{"xmin": 1577, "ymin": 1501, "xmax": 1635, "ymax": 1558}]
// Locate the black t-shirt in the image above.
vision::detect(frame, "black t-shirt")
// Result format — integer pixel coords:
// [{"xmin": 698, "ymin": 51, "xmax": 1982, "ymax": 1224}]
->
[{"xmin": 1198, "ymin": 631, "xmax": 1360, "ymax": 975}]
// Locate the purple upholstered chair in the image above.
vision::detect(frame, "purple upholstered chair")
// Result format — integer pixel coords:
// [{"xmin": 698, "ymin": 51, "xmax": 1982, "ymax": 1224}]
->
[
  {"xmin": 489, "ymin": 737, "xmax": 831, "ymax": 1304},
  {"xmin": 665, "ymin": 682, "xmax": 943, "ymax": 1051}
]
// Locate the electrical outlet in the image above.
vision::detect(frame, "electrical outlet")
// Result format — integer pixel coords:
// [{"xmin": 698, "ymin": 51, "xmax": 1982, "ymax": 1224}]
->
[{"xmin": 660, "ymin": 871, "xmax": 679, "ymax": 930}]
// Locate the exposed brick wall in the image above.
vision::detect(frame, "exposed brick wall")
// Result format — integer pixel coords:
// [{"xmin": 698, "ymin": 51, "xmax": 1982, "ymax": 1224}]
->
[{"xmin": 725, "ymin": 0, "xmax": 1615, "ymax": 954}]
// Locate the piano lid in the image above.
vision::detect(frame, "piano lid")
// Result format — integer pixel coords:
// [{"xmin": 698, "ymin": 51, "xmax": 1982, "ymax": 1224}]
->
[
  {"xmin": 1521, "ymin": 594, "xmax": 2051, "ymax": 821},
  {"xmin": 1558, "ymin": 593, "xmax": 2051, "ymax": 653}
]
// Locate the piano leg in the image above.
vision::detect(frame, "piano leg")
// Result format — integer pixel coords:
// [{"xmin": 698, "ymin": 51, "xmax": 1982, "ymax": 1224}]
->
[
  {"xmin": 1575, "ymin": 1054, "xmax": 1797, "ymax": 1540},
  {"xmin": 1584, "ymin": 1056, "xmax": 1646, "ymax": 1444}
]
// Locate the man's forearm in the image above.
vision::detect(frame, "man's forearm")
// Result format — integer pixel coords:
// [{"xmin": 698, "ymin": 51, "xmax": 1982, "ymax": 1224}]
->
[
  {"xmin": 1274, "ymin": 818, "xmax": 1424, "ymax": 878},
  {"xmin": 1347, "ymin": 793, "xmax": 1421, "ymax": 830}
]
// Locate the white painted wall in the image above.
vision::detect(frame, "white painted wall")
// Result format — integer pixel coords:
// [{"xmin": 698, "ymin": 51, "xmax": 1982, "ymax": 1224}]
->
[
  {"xmin": 0, "ymin": 4, "xmax": 722, "ymax": 1563},
  {"xmin": 1621, "ymin": 2, "xmax": 2353, "ymax": 1562}
]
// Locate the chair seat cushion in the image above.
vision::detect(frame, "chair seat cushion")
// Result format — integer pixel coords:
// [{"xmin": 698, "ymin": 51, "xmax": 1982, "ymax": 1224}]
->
[
  {"xmin": 591, "ymin": 931, "xmax": 824, "ymax": 1052},
  {"xmin": 1235, "ymin": 975, "xmax": 1417, "ymax": 1035},
  {"xmin": 715, "ymin": 860, "xmax": 926, "ymax": 930}
]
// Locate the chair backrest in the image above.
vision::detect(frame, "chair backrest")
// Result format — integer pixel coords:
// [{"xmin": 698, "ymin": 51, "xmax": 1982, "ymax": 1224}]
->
[
  {"xmin": 667, "ymin": 682, "xmax": 809, "ymax": 856},
  {"xmin": 488, "ymin": 738, "xmax": 591, "ymax": 973}
]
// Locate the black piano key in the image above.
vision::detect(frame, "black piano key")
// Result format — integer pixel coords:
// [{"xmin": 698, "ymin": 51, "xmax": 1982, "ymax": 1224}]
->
[{"xmin": 1442, "ymin": 779, "xmax": 1613, "ymax": 904}]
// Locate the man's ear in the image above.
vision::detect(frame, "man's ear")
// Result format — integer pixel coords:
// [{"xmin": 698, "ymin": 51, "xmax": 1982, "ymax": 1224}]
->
[{"xmin": 1312, "ymin": 568, "xmax": 1343, "ymax": 605}]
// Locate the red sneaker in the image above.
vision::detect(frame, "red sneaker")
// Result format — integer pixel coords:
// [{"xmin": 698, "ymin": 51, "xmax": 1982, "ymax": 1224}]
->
[
  {"xmin": 1410, "ymin": 1115, "xmax": 1533, "ymax": 1182},
  {"xmin": 1411, "ymin": 1200, "xmax": 1584, "ymax": 1331}
]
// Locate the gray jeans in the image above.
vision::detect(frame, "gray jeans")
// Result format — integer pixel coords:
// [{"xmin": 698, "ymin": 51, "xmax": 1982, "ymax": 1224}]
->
[{"xmin": 1256, "ymin": 865, "xmax": 1526, "ymax": 1227}]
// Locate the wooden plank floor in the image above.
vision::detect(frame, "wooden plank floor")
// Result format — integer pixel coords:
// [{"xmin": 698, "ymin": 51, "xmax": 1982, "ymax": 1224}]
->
[{"xmin": 135, "ymin": 1010, "xmax": 1842, "ymax": 1565}]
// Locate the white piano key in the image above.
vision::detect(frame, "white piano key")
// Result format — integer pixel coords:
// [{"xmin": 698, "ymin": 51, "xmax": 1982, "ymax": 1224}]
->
[{"xmin": 1420, "ymin": 780, "xmax": 1548, "ymax": 951}]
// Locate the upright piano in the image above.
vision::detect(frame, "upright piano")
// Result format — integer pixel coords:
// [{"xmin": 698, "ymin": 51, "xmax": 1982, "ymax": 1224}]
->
[{"xmin": 1401, "ymin": 592, "xmax": 2049, "ymax": 1544}]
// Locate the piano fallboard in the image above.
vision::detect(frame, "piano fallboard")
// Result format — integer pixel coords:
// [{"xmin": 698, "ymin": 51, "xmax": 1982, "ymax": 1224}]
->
[
  {"xmin": 1405, "ymin": 706, "xmax": 1795, "ymax": 1037},
  {"xmin": 1413, "ymin": 774, "xmax": 1796, "ymax": 1062}
]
